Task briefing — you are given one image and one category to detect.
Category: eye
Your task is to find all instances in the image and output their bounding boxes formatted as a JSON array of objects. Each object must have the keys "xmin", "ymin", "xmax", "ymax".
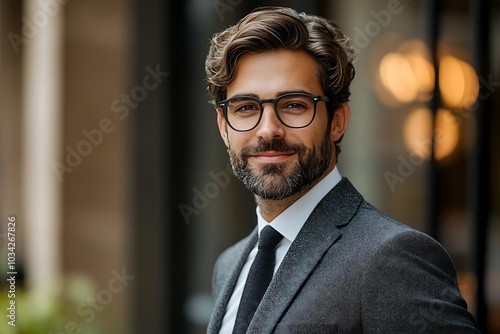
[
  {"xmin": 278, "ymin": 96, "xmax": 312, "ymax": 113},
  {"xmin": 235, "ymin": 104, "xmax": 259, "ymax": 113},
  {"xmin": 229, "ymin": 98, "xmax": 260, "ymax": 114},
  {"xmin": 283, "ymin": 102, "xmax": 307, "ymax": 110}
]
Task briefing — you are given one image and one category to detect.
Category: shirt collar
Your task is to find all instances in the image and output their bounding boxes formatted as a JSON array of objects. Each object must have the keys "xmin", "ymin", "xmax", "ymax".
[{"xmin": 257, "ymin": 166, "xmax": 342, "ymax": 243}]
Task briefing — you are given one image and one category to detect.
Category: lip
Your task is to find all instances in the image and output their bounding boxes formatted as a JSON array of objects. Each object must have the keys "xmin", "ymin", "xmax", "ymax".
[{"xmin": 249, "ymin": 151, "xmax": 295, "ymax": 163}]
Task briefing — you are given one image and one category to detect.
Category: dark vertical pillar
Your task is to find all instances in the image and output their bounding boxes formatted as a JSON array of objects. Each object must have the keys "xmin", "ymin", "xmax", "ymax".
[
  {"xmin": 470, "ymin": 0, "xmax": 491, "ymax": 331},
  {"xmin": 426, "ymin": 0, "xmax": 442, "ymax": 241},
  {"xmin": 132, "ymin": 0, "xmax": 170, "ymax": 333},
  {"xmin": 164, "ymin": 1, "xmax": 190, "ymax": 333}
]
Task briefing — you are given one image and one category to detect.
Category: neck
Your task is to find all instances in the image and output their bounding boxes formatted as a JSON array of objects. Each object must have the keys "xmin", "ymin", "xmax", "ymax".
[{"xmin": 256, "ymin": 192, "xmax": 304, "ymax": 222}]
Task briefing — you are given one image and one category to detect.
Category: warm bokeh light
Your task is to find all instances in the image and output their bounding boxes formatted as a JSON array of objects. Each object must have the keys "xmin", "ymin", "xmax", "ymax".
[
  {"xmin": 406, "ymin": 52, "xmax": 435, "ymax": 98},
  {"xmin": 380, "ymin": 52, "xmax": 419, "ymax": 103},
  {"xmin": 378, "ymin": 40, "xmax": 435, "ymax": 104},
  {"xmin": 399, "ymin": 39, "xmax": 435, "ymax": 100},
  {"xmin": 377, "ymin": 39, "xmax": 478, "ymax": 110},
  {"xmin": 439, "ymin": 55, "xmax": 479, "ymax": 109},
  {"xmin": 403, "ymin": 107, "xmax": 459, "ymax": 160}
]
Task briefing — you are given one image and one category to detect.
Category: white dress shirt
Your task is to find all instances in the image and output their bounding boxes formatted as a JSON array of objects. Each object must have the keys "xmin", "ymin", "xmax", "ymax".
[{"xmin": 218, "ymin": 167, "xmax": 342, "ymax": 334}]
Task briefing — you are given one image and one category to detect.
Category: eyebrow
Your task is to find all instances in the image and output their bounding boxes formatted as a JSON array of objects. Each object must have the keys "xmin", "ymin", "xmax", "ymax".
[{"xmin": 227, "ymin": 89, "xmax": 314, "ymax": 99}]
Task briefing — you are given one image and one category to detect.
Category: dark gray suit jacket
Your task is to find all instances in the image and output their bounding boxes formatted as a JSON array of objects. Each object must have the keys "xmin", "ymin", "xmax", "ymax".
[{"xmin": 207, "ymin": 178, "xmax": 479, "ymax": 333}]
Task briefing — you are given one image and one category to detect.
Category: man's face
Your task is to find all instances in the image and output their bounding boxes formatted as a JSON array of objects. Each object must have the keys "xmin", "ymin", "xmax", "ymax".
[{"xmin": 217, "ymin": 49, "xmax": 339, "ymax": 200}]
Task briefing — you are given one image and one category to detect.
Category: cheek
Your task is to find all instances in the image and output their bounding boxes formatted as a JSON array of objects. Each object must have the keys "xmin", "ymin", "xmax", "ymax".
[
  {"xmin": 293, "ymin": 123, "xmax": 328, "ymax": 147},
  {"xmin": 227, "ymin": 132, "xmax": 251, "ymax": 151}
]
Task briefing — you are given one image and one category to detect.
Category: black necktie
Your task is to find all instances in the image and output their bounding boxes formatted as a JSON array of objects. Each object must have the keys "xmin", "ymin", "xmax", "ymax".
[{"xmin": 233, "ymin": 225, "xmax": 283, "ymax": 334}]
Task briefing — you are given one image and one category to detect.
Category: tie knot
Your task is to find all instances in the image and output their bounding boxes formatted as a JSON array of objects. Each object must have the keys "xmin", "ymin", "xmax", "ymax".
[{"xmin": 258, "ymin": 226, "xmax": 283, "ymax": 250}]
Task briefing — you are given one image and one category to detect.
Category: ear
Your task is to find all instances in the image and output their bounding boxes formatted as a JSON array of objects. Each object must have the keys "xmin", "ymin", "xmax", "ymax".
[
  {"xmin": 330, "ymin": 102, "xmax": 350, "ymax": 142},
  {"xmin": 217, "ymin": 108, "xmax": 229, "ymax": 147}
]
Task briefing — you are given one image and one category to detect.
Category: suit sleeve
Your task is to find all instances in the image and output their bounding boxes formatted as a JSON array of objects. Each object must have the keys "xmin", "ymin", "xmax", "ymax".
[
  {"xmin": 360, "ymin": 229, "xmax": 480, "ymax": 333},
  {"xmin": 211, "ymin": 248, "xmax": 231, "ymax": 300},
  {"xmin": 212, "ymin": 255, "xmax": 222, "ymax": 299}
]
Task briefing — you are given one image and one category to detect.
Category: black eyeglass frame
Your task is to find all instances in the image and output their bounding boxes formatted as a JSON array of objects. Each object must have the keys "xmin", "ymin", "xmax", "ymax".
[{"xmin": 217, "ymin": 92, "xmax": 331, "ymax": 132}]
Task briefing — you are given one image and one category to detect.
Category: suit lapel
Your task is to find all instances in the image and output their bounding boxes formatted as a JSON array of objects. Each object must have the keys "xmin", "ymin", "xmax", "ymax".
[
  {"xmin": 248, "ymin": 178, "xmax": 364, "ymax": 333},
  {"xmin": 207, "ymin": 228, "xmax": 258, "ymax": 334}
]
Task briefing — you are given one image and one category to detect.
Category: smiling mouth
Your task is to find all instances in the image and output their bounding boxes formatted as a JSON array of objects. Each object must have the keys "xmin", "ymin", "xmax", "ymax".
[{"xmin": 249, "ymin": 151, "xmax": 295, "ymax": 163}]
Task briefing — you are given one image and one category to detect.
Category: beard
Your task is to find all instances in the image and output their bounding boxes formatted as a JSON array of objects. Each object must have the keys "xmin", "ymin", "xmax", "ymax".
[{"xmin": 228, "ymin": 127, "xmax": 332, "ymax": 200}]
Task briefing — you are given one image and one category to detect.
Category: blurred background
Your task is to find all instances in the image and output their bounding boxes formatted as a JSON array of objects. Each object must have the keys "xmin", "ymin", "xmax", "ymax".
[{"xmin": 0, "ymin": 0, "xmax": 498, "ymax": 333}]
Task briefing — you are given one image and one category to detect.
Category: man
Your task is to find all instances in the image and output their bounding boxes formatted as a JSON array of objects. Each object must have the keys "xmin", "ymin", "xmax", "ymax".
[{"xmin": 205, "ymin": 7, "xmax": 479, "ymax": 334}]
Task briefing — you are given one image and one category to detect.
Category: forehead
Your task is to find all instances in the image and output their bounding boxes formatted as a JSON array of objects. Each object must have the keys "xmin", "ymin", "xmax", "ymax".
[{"xmin": 227, "ymin": 49, "xmax": 323, "ymax": 98}]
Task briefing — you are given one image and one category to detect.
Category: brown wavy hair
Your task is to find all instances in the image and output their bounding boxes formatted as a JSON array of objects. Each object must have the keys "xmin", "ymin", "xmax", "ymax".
[{"xmin": 205, "ymin": 7, "xmax": 356, "ymax": 154}]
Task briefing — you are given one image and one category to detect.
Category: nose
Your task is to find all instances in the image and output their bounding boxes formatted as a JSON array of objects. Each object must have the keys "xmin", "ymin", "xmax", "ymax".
[{"xmin": 255, "ymin": 103, "xmax": 285, "ymax": 140}]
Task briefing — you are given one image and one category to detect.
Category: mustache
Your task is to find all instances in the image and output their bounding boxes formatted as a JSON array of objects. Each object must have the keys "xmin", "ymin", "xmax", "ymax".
[{"xmin": 240, "ymin": 139, "xmax": 305, "ymax": 157}]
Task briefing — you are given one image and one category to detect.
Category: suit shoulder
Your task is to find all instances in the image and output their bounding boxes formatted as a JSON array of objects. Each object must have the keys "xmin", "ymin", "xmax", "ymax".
[
  {"xmin": 348, "ymin": 201, "xmax": 458, "ymax": 279},
  {"xmin": 351, "ymin": 200, "xmax": 435, "ymax": 244},
  {"xmin": 341, "ymin": 200, "xmax": 457, "ymax": 271}
]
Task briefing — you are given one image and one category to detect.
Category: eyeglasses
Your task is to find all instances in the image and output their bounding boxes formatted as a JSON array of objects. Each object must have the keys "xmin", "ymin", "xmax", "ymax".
[{"xmin": 217, "ymin": 92, "xmax": 330, "ymax": 132}]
